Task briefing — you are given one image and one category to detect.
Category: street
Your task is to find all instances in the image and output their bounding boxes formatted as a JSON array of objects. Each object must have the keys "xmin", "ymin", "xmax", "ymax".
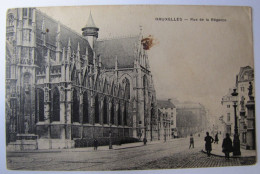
[{"xmin": 6, "ymin": 136, "xmax": 256, "ymax": 171}]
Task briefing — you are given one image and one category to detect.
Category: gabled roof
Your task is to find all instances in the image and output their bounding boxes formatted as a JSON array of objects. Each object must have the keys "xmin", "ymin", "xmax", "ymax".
[
  {"xmin": 95, "ymin": 36, "xmax": 139, "ymax": 69},
  {"xmin": 157, "ymin": 100, "xmax": 175, "ymax": 109}
]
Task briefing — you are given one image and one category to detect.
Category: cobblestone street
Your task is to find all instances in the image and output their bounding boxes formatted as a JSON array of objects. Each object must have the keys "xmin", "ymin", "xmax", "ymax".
[
  {"xmin": 6, "ymin": 136, "xmax": 256, "ymax": 171},
  {"xmin": 125, "ymin": 150, "xmax": 256, "ymax": 170}
]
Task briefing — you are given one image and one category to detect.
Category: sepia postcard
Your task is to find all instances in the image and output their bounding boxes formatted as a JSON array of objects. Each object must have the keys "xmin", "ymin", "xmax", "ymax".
[{"xmin": 5, "ymin": 5, "xmax": 256, "ymax": 171}]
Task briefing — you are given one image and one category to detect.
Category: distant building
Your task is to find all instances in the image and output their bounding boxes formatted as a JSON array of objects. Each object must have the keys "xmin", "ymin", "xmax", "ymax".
[
  {"xmin": 219, "ymin": 66, "xmax": 255, "ymax": 149},
  {"xmin": 220, "ymin": 88, "xmax": 235, "ymax": 139},
  {"xmin": 176, "ymin": 102, "xmax": 207, "ymax": 137},
  {"xmin": 157, "ymin": 99, "xmax": 177, "ymax": 139}
]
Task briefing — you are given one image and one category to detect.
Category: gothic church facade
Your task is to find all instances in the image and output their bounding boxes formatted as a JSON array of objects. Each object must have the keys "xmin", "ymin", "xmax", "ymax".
[{"xmin": 6, "ymin": 8, "xmax": 157, "ymax": 149}]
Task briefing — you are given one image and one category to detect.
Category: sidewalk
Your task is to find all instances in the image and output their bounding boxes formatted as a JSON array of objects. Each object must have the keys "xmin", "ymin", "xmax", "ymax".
[
  {"xmin": 202, "ymin": 141, "xmax": 256, "ymax": 158},
  {"xmin": 7, "ymin": 139, "xmax": 165, "ymax": 153}
]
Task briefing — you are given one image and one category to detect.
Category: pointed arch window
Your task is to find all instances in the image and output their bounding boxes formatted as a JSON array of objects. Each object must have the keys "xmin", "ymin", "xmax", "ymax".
[
  {"xmin": 52, "ymin": 87, "xmax": 60, "ymax": 121},
  {"xmin": 83, "ymin": 91, "xmax": 89, "ymax": 123},
  {"xmin": 95, "ymin": 94, "xmax": 100, "ymax": 123},
  {"xmin": 111, "ymin": 99, "xmax": 114, "ymax": 124},
  {"xmin": 118, "ymin": 103, "xmax": 121, "ymax": 126},
  {"xmin": 124, "ymin": 102, "xmax": 127, "ymax": 126},
  {"xmin": 38, "ymin": 89, "xmax": 44, "ymax": 122},
  {"xmin": 123, "ymin": 78, "xmax": 130, "ymax": 99},
  {"xmin": 103, "ymin": 97, "xmax": 108, "ymax": 124},
  {"xmin": 72, "ymin": 89, "xmax": 79, "ymax": 122}
]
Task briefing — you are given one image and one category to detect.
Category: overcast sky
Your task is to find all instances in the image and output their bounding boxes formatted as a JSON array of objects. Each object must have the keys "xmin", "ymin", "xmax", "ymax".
[{"xmin": 38, "ymin": 5, "xmax": 254, "ymax": 118}]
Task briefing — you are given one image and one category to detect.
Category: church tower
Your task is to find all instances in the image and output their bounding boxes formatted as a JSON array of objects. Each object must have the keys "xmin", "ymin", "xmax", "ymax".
[{"xmin": 81, "ymin": 12, "xmax": 99, "ymax": 49}]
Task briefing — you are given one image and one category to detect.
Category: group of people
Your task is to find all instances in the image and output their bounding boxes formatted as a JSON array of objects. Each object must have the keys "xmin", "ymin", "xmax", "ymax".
[
  {"xmin": 204, "ymin": 132, "xmax": 233, "ymax": 159},
  {"xmin": 189, "ymin": 132, "xmax": 233, "ymax": 159}
]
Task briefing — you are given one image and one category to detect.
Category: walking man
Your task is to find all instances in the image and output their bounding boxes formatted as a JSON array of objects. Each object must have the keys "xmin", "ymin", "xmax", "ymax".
[
  {"xmin": 214, "ymin": 132, "xmax": 219, "ymax": 144},
  {"xmin": 189, "ymin": 134, "xmax": 194, "ymax": 149},
  {"xmin": 204, "ymin": 132, "xmax": 214, "ymax": 156},
  {"xmin": 93, "ymin": 138, "xmax": 98, "ymax": 151},
  {"xmin": 222, "ymin": 133, "xmax": 233, "ymax": 160}
]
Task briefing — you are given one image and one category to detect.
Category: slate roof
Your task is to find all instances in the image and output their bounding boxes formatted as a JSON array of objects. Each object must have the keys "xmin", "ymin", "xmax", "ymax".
[
  {"xmin": 157, "ymin": 100, "xmax": 175, "ymax": 109},
  {"xmin": 95, "ymin": 36, "xmax": 139, "ymax": 69}
]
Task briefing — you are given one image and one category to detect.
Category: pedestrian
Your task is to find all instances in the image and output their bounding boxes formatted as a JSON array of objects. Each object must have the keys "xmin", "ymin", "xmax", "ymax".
[
  {"xmin": 143, "ymin": 137, "xmax": 147, "ymax": 145},
  {"xmin": 93, "ymin": 138, "xmax": 98, "ymax": 151},
  {"xmin": 222, "ymin": 133, "xmax": 233, "ymax": 160},
  {"xmin": 189, "ymin": 134, "xmax": 194, "ymax": 149},
  {"xmin": 204, "ymin": 132, "xmax": 214, "ymax": 157},
  {"xmin": 214, "ymin": 132, "xmax": 219, "ymax": 144}
]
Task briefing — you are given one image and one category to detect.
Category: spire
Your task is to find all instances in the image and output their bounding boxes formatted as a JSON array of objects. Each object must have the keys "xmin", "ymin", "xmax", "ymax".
[
  {"xmin": 77, "ymin": 42, "xmax": 80, "ymax": 52},
  {"xmin": 85, "ymin": 47, "xmax": 89, "ymax": 65},
  {"xmin": 84, "ymin": 11, "xmax": 97, "ymax": 28},
  {"xmin": 99, "ymin": 55, "xmax": 102, "ymax": 67},
  {"xmin": 62, "ymin": 47, "xmax": 66, "ymax": 62},
  {"xmin": 41, "ymin": 17, "xmax": 46, "ymax": 32},
  {"xmin": 82, "ymin": 11, "xmax": 99, "ymax": 49},
  {"xmin": 56, "ymin": 22, "xmax": 61, "ymax": 50},
  {"xmin": 93, "ymin": 51, "xmax": 96, "ymax": 67},
  {"xmin": 67, "ymin": 38, "xmax": 71, "ymax": 62},
  {"xmin": 76, "ymin": 42, "xmax": 81, "ymax": 69},
  {"xmin": 46, "ymin": 48, "xmax": 50, "ymax": 65},
  {"xmin": 41, "ymin": 17, "xmax": 46, "ymax": 46}
]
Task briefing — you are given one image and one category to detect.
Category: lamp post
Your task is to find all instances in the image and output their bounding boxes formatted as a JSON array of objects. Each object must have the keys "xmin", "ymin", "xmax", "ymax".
[{"xmin": 231, "ymin": 88, "xmax": 241, "ymax": 156}]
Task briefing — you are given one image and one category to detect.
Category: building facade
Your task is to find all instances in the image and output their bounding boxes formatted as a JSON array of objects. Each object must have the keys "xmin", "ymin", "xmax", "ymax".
[
  {"xmin": 235, "ymin": 66, "xmax": 255, "ymax": 149},
  {"xmin": 219, "ymin": 66, "xmax": 255, "ymax": 149},
  {"xmin": 157, "ymin": 99, "xmax": 177, "ymax": 139},
  {"xmin": 5, "ymin": 8, "xmax": 157, "ymax": 149},
  {"xmin": 220, "ymin": 88, "xmax": 235, "ymax": 139},
  {"xmin": 176, "ymin": 102, "xmax": 207, "ymax": 137}
]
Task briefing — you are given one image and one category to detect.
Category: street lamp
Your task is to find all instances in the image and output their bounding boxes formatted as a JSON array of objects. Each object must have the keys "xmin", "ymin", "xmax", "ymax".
[{"xmin": 231, "ymin": 88, "xmax": 241, "ymax": 156}]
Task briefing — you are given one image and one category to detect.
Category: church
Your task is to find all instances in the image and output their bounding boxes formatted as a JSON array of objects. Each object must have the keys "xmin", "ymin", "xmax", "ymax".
[{"xmin": 6, "ymin": 8, "xmax": 158, "ymax": 149}]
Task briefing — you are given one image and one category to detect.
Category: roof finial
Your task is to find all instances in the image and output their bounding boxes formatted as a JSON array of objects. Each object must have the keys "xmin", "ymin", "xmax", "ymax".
[
  {"xmin": 115, "ymin": 55, "xmax": 118, "ymax": 70},
  {"xmin": 42, "ymin": 17, "xmax": 45, "ymax": 32},
  {"xmin": 85, "ymin": 10, "xmax": 97, "ymax": 28}
]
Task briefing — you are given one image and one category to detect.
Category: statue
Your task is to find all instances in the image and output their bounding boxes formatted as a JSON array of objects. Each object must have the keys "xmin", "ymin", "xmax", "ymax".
[{"xmin": 248, "ymin": 82, "xmax": 253, "ymax": 96}]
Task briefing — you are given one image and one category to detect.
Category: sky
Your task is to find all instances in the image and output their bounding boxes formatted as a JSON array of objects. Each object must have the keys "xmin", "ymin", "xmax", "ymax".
[{"xmin": 38, "ymin": 5, "xmax": 254, "ymax": 119}]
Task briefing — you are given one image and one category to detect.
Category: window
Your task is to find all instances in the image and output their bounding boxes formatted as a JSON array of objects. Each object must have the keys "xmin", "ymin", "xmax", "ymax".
[
  {"xmin": 95, "ymin": 94, "xmax": 99, "ymax": 123},
  {"xmin": 23, "ymin": 8, "xmax": 28, "ymax": 17},
  {"xmin": 38, "ymin": 89, "xmax": 44, "ymax": 122},
  {"xmin": 241, "ymin": 87, "xmax": 244, "ymax": 92},
  {"xmin": 227, "ymin": 113, "xmax": 230, "ymax": 122},
  {"xmin": 118, "ymin": 103, "xmax": 121, "ymax": 125},
  {"xmin": 72, "ymin": 89, "xmax": 79, "ymax": 122},
  {"xmin": 171, "ymin": 113, "xmax": 173, "ymax": 117},
  {"xmin": 227, "ymin": 105, "xmax": 230, "ymax": 108},
  {"xmin": 52, "ymin": 87, "xmax": 60, "ymax": 121},
  {"xmin": 103, "ymin": 97, "xmax": 108, "ymax": 124},
  {"xmin": 83, "ymin": 92, "xmax": 89, "ymax": 123},
  {"xmin": 111, "ymin": 99, "xmax": 114, "ymax": 124},
  {"xmin": 123, "ymin": 78, "xmax": 130, "ymax": 99},
  {"xmin": 124, "ymin": 102, "xmax": 127, "ymax": 126}
]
